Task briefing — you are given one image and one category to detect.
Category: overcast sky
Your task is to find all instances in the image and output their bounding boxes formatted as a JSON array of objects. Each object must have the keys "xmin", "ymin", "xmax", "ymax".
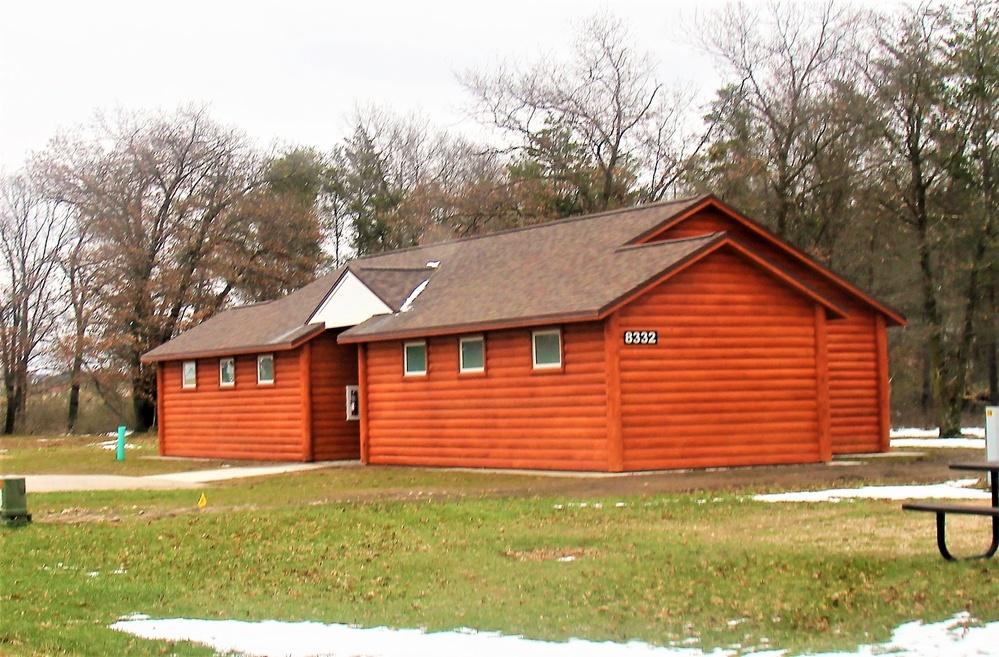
[{"xmin": 1, "ymin": 0, "xmax": 905, "ymax": 172}]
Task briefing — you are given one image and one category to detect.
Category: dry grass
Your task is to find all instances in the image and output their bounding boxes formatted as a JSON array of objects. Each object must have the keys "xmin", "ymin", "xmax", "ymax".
[{"xmin": 3, "ymin": 435, "xmax": 999, "ymax": 657}]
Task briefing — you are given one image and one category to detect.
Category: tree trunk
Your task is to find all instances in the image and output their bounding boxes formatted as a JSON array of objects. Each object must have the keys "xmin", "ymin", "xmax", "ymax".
[
  {"xmin": 66, "ymin": 350, "xmax": 83, "ymax": 433},
  {"xmin": 130, "ymin": 360, "xmax": 157, "ymax": 432},
  {"xmin": 988, "ymin": 274, "xmax": 998, "ymax": 405},
  {"xmin": 3, "ymin": 377, "xmax": 24, "ymax": 435},
  {"xmin": 921, "ymin": 343, "xmax": 931, "ymax": 412},
  {"xmin": 2, "ymin": 380, "xmax": 15, "ymax": 435},
  {"xmin": 67, "ymin": 384, "xmax": 81, "ymax": 434}
]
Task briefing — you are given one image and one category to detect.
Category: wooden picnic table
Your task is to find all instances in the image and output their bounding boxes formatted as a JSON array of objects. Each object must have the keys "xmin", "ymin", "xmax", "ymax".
[{"xmin": 903, "ymin": 461, "xmax": 999, "ymax": 561}]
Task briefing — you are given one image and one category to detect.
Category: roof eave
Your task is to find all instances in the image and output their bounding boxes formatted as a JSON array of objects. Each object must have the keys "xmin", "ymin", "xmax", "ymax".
[
  {"xmin": 140, "ymin": 324, "xmax": 327, "ymax": 363},
  {"xmin": 337, "ymin": 310, "xmax": 603, "ymax": 344}
]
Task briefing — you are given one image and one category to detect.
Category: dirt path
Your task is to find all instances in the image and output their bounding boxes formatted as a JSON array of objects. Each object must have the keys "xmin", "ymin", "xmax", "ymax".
[{"xmin": 9, "ymin": 447, "xmax": 986, "ymax": 499}]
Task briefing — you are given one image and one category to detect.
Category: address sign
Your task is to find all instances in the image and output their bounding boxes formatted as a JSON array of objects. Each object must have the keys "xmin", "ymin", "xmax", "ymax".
[{"xmin": 623, "ymin": 330, "xmax": 658, "ymax": 345}]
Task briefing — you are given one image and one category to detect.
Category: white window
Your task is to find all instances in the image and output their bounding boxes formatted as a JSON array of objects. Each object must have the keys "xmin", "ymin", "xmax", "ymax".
[
  {"xmin": 459, "ymin": 335, "xmax": 485, "ymax": 373},
  {"xmin": 219, "ymin": 357, "xmax": 235, "ymax": 387},
  {"xmin": 257, "ymin": 354, "xmax": 275, "ymax": 384},
  {"xmin": 532, "ymin": 329, "xmax": 562, "ymax": 369},
  {"xmin": 182, "ymin": 360, "xmax": 197, "ymax": 388},
  {"xmin": 345, "ymin": 385, "xmax": 360, "ymax": 421},
  {"xmin": 404, "ymin": 341, "xmax": 427, "ymax": 376}
]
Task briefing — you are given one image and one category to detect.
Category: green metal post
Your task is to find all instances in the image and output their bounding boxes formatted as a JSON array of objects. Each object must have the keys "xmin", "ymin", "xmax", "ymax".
[{"xmin": 117, "ymin": 425, "xmax": 126, "ymax": 461}]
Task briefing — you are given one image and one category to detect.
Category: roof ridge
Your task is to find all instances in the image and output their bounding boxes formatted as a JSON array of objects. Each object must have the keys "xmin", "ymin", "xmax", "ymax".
[
  {"xmin": 356, "ymin": 265, "xmax": 436, "ymax": 272},
  {"xmin": 615, "ymin": 230, "xmax": 725, "ymax": 253},
  {"xmin": 352, "ymin": 195, "xmax": 708, "ymax": 262}
]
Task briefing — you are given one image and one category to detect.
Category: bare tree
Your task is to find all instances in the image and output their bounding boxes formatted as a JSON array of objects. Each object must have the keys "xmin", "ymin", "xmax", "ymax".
[
  {"xmin": 864, "ymin": 1, "xmax": 999, "ymax": 435},
  {"xmin": 37, "ymin": 106, "xmax": 269, "ymax": 431},
  {"xmin": 330, "ymin": 107, "xmax": 507, "ymax": 253},
  {"xmin": 947, "ymin": 0, "xmax": 999, "ymax": 408},
  {"xmin": 461, "ymin": 14, "xmax": 696, "ymax": 215},
  {"xmin": 0, "ymin": 172, "xmax": 70, "ymax": 434},
  {"xmin": 695, "ymin": 0, "xmax": 863, "ymax": 253},
  {"xmin": 56, "ymin": 216, "xmax": 102, "ymax": 433}
]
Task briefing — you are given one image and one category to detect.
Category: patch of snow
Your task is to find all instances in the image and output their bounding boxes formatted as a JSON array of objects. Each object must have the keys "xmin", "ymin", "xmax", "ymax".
[
  {"xmin": 94, "ymin": 440, "xmax": 138, "ymax": 451},
  {"xmin": 889, "ymin": 427, "xmax": 986, "ymax": 449},
  {"xmin": 553, "ymin": 502, "xmax": 628, "ymax": 511},
  {"xmin": 110, "ymin": 612, "xmax": 999, "ymax": 657},
  {"xmin": 890, "ymin": 427, "xmax": 985, "ymax": 439},
  {"xmin": 112, "ymin": 618, "xmax": 736, "ymax": 657},
  {"xmin": 890, "ymin": 438, "xmax": 985, "ymax": 449},
  {"xmin": 399, "ymin": 280, "xmax": 430, "ymax": 313},
  {"xmin": 754, "ymin": 479, "xmax": 989, "ymax": 503}
]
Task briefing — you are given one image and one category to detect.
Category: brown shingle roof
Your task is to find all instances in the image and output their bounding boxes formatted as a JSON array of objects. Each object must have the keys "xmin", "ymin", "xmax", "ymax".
[
  {"xmin": 337, "ymin": 198, "xmax": 718, "ymax": 342},
  {"xmin": 141, "ymin": 269, "xmax": 343, "ymax": 362},
  {"xmin": 352, "ymin": 266, "xmax": 439, "ymax": 309},
  {"xmin": 143, "ymin": 194, "xmax": 901, "ymax": 360},
  {"xmin": 339, "ymin": 233, "xmax": 725, "ymax": 342}
]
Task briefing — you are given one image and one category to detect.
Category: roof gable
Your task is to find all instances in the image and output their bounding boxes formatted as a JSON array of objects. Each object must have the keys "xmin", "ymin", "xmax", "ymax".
[
  {"xmin": 308, "ymin": 270, "xmax": 393, "ymax": 329},
  {"xmin": 631, "ymin": 196, "xmax": 906, "ymax": 326},
  {"xmin": 604, "ymin": 237, "xmax": 849, "ymax": 320}
]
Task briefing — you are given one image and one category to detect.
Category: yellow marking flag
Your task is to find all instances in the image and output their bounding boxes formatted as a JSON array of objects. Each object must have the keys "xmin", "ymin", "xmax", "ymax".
[{"xmin": 198, "ymin": 492, "xmax": 208, "ymax": 508}]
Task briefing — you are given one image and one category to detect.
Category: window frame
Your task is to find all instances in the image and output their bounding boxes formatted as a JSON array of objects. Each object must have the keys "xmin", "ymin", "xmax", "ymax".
[
  {"xmin": 531, "ymin": 328, "xmax": 562, "ymax": 370},
  {"xmin": 403, "ymin": 341, "xmax": 428, "ymax": 377},
  {"xmin": 182, "ymin": 360, "xmax": 197, "ymax": 389},
  {"xmin": 219, "ymin": 357, "xmax": 235, "ymax": 387},
  {"xmin": 257, "ymin": 354, "xmax": 275, "ymax": 385},
  {"xmin": 459, "ymin": 335, "xmax": 486, "ymax": 374}
]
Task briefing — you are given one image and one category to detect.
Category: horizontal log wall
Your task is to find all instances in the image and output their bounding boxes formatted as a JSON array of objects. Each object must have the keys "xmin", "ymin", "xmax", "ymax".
[
  {"xmin": 617, "ymin": 249, "xmax": 823, "ymax": 470},
  {"xmin": 310, "ymin": 331, "xmax": 361, "ymax": 461},
  {"xmin": 364, "ymin": 324, "xmax": 609, "ymax": 471},
  {"xmin": 650, "ymin": 207, "xmax": 889, "ymax": 454},
  {"xmin": 159, "ymin": 350, "xmax": 306, "ymax": 461},
  {"xmin": 827, "ymin": 304, "xmax": 882, "ymax": 453}
]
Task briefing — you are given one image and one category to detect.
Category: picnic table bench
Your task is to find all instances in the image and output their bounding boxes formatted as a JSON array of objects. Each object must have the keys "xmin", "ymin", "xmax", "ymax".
[{"xmin": 902, "ymin": 461, "xmax": 999, "ymax": 561}]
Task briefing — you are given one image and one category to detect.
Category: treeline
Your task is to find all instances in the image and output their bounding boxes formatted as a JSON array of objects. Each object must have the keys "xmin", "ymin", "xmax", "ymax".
[{"xmin": 1, "ymin": 1, "xmax": 997, "ymax": 437}]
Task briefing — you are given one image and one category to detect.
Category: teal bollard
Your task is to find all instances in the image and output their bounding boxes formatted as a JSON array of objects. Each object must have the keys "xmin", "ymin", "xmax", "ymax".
[{"xmin": 116, "ymin": 426, "xmax": 126, "ymax": 461}]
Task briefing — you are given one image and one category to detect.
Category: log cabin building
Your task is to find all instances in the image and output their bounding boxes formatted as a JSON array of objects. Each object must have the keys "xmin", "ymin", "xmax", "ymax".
[{"xmin": 142, "ymin": 195, "xmax": 905, "ymax": 472}]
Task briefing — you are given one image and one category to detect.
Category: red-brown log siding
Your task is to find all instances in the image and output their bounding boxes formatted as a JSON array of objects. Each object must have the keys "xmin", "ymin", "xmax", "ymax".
[
  {"xmin": 827, "ymin": 305, "xmax": 882, "ymax": 454},
  {"xmin": 615, "ymin": 249, "xmax": 824, "ymax": 470},
  {"xmin": 159, "ymin": 350, "xmax": 307, "ymax": 460},
  {"xmin": 309, "ymin": 331, "xmax": 361, "ymax": 460},
  {"xmin": 648, "ymin": 207, "xmax": 890, "ymax": 454},
  {"xmin": 363, "ymin": 323, "xmax": 609, "ymax": 470},
  {"xmin": 158, "ymin": 331, "xmax": 361, "ymax": 462}
]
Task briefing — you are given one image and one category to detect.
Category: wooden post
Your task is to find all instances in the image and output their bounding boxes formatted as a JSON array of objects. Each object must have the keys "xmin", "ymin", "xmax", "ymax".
[
  {"xmin": 358, "ymin": 343, "xmax": 370, "ymax": 464},
  {"xmin": 815, "ymin": 306, "xmax": 832, "ymax": 462},
  {"xmin": 156, "ymin": 362, "xmax": 166, "ymax": 456},
  {"xmin": 875, "ymin": 314, "xmax": 891, "ymax": 453},
  {"xmin": 604, "ymin": 313, "xmax": 624, "ymax": 472},
  {"xmin": 301, "ymin": 342, "xmax": 314, "ymax": 462}
]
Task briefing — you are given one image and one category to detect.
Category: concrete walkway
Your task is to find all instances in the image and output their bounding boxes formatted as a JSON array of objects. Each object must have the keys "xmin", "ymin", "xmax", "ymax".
[{"xmin": 12, "ymin": 462, "xmax": 345, "ymax": 493}]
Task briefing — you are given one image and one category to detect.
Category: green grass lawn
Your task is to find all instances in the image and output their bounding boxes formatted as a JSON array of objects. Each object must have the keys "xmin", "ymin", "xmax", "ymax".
[{"xmin": 2, "ymin": 436, "xmax": 998, "ymax": 656}]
